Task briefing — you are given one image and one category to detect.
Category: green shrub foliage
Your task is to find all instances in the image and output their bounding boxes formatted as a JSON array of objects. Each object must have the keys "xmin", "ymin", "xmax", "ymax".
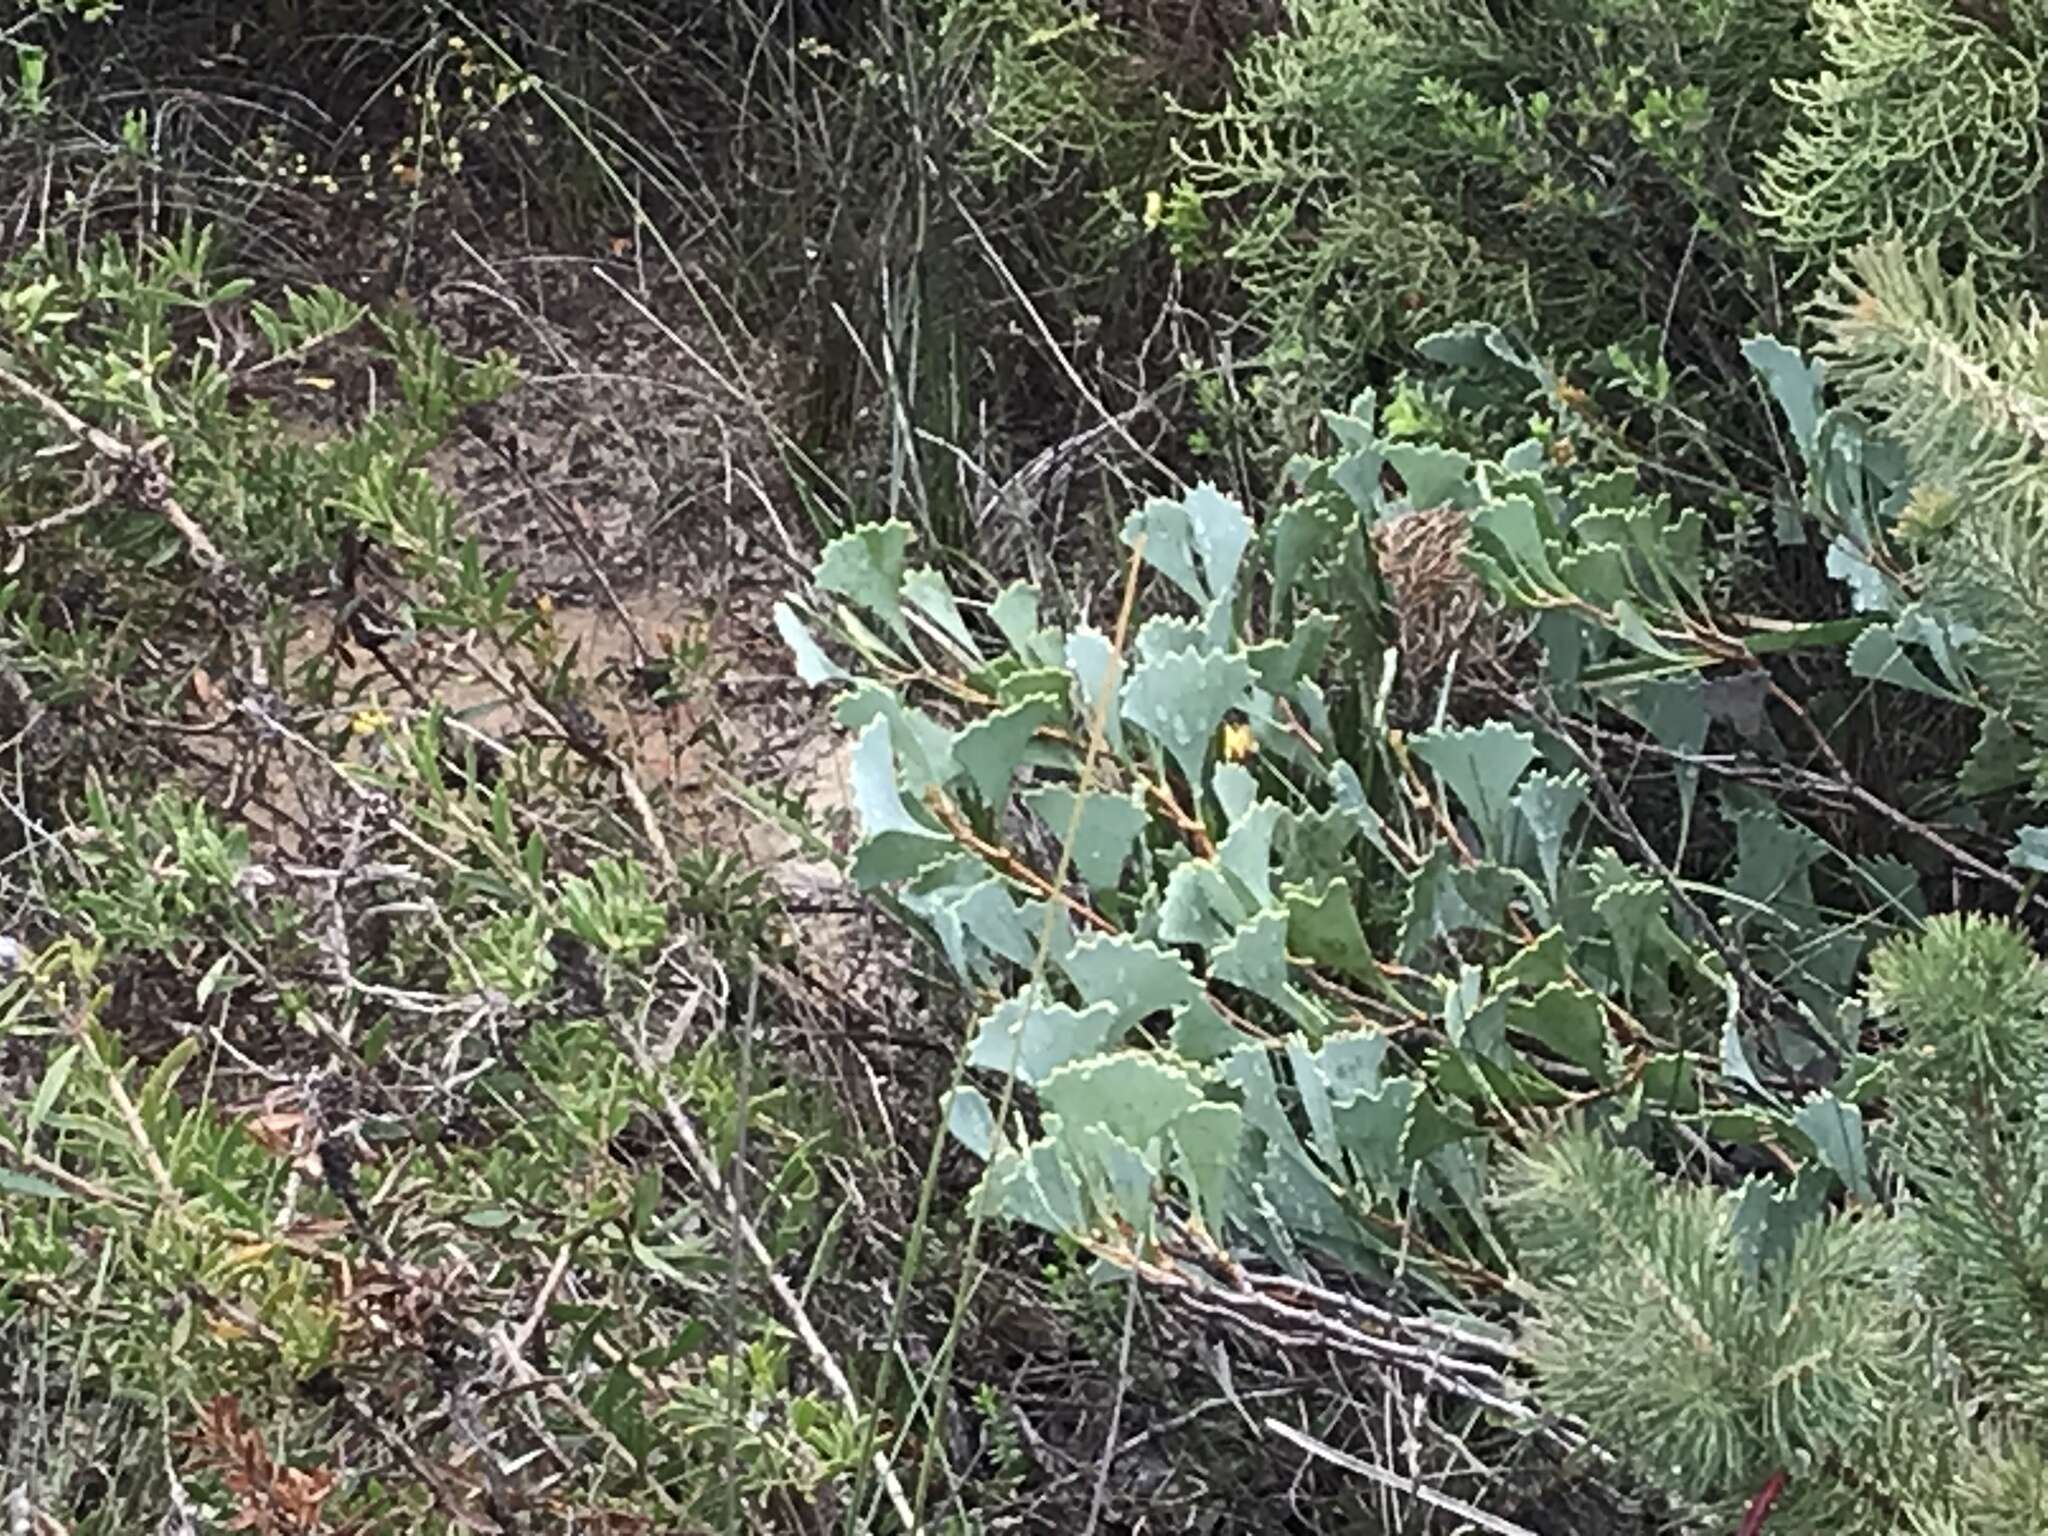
[{"xmin": 782, "ymin": 234, "xmax": 2048, "ymax": 1523}]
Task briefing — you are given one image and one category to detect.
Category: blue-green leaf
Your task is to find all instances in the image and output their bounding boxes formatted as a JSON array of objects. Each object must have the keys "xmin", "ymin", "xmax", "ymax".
[
  {"xmin": 815, "ymin": 521, "xmax": 912, "ymax": 635},
  {"xmin": 944, "ymin": 1085, "xmax": 1000, "ymax": 1161},
  {"xmin": 1172, "ymin": 1101, "xmax": 1245, "ymax": 1235},
  {"xmin": 1741, "ymin": 335, "xmax": 1824, "ymax": 459},
  {"xmin": 1025, "ymin": 786, "xmax": 1148, "ymax": 892},
  {"xmin": 1507, "ymin": 983, "xmax": 1611, "ymax": 1081},
  {"xmin": 1042, "ymin": 1051, "xmax": 1209, "ymax": 1150},
  {"xmin": 953, "ymin": 697, "xmax": 1058, "ymax": 809},
  {"xmin": 1066, "ymin": 626, "xmax": 1125, "ymax": 753},
  {"xmin": 990, "ymin": 582, "xmax": 1043, "ymax": 655},
  {"xmin": 968, "ymin": 993, "xmax": 1123, "ymax": 1085},
  {"xmin": 902, "ymin": 567, "xmax": 982, "ymax": 660},
  {"xmin": 1063, "ymin": 933, "xmax": 1204, "ymax": 1025},
  {"xmin": 1284, "ymin": 878, "xmax": 1377, "ymax": 982},
  {"xmin": 837, "ymin": 683, "xmax": 956, "ymax": 794},
  {"xmin": 977, "ymin": 1140, "xmax": 1085, "ymax": 1234},
  {"xmin": 1848, "ymin": 625, "xmax": 1957, "ymax": 700},
  {"xmin": 774, "ymin": 602, "xmax": 848, "ymax": 685},
  {"xmin": 1514, "ymin": 771, "xmax": 1586, "ymax": 897},
  {"xmin": 2011, "ymin": 827, "xmax": 2048, "ymax": 875},
  {"xmin": 1122, "ymin": 648, "xmax": 1253, "ymax": 790},
  {"xmin": 1383, "ymin": 444, "xmax": 1473, "ymax": 509},
  {"xmin": 1122, "ymin": 497, "xmax": 1207, "ymax": 604},
  {"xmin": 1792, "ymin": 1092, "xmax": 1872, "ymax": 1200},
  {"xmin": 1210, "ymin": 907, "xmax": 1292, "ymax": 1004},
  {"xmin": 846, "ymin": 718, "xmax": 951, "ymax": 886},
  {"xmin": 1410, "ymin": 721, "xmax": 1537, "ymax": 857}
]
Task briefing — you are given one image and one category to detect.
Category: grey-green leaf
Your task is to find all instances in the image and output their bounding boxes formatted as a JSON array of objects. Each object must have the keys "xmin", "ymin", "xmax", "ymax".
[
  {"xmin": 1123, "ymin": 648, "xmax": 1254, "ymax": 790},
  {"xmin": 774, "ymin": 602, "xmax": 848, "ymax": 685},
  {"xmin": 954, "ymin": 697, "xmax": 1058, "ymax": 809},
  {"xmin": 1041, "ymin": 1051, "xmax": 1209, "ymax": 1150},
  {"xmin": 1025, "ymin": 785, "xmax": 1148, "ymax": 892},
  {"xmin": 1792, "ymin": 1092, "xmax": 1872, "ymax": 1200},
  {"xmin": 968, "ymin": 993, "xmax": 1124, "ymax": 1085},
  {"xmin": 1514, "ymin": 770, "xmax": 1587, "ymax": 896},
  {"xmin": 815, "ymin": 521, "xmax": 913, "ymax": 635},
  {"xmin": 1410, "ymin": 721, "xmax": 1537, "ymax": 857}
]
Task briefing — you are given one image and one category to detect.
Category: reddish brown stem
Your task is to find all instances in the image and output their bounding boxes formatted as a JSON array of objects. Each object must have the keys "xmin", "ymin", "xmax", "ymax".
[{"xmin": 1738, "ymin": 1468, "xmax": 1787, "ymax": 1536}]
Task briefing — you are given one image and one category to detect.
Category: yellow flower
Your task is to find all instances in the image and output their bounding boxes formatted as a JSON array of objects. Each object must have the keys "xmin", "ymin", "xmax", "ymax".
[
  {"xmin": 349, "ymin": 707, "xmax": 392, "ymax": 737},
  {"xmin": 1221, "ymin": 721, "xmax": 1257, "ymax": 763}
]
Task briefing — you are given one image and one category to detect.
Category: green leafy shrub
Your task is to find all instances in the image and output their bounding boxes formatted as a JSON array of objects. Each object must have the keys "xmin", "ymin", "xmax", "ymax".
[
  {"xmin": 1505, "ymin": 916, "xmax": 2048, "ymax": 1534},
  {"xmin": 1175, "ymin": 0, "xmax": 1817, "ymax": 447},
  {"xmin": 1756, "ymin": 0, "xmax": 2048, "ymax": 265},
  {"xmin": 779, "ymin": 229, "xmax": 2048, "ymax": 1522},
  {"xmin": 0, "ymin": 227, "xmax": 868, "ymax": 1534}
]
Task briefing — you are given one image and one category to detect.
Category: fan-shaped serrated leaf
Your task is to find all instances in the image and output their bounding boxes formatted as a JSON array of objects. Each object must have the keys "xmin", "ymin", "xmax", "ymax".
[
  {"xmin": 990, "ymin": 582, "xmax": 1041, "ymax": 654},
  {"xmin": 1212, "ymin": 762, "xmax": 1257, "ymax": 824},
  {"xmin": 1333, "ymin": 1079, "xmax": 1416, "ymax": 1193},
  {"xmin": 1445, "ymin": 967, "xmax": 1510, "ymax": 1065},
  {"xmin": 1217, "ymin": 799, "xmax": 1283, "ymax": 909},
  {"xmin": 1159, "ymin": 857, "xmax": 1244, "ymax": 946},
  {"xmin": 1133, "ymin": 614, "xmax": 1206, "ymax": 664},
  {"xmin": 1730, "ymin": 1167, "xmax": 1832, "ymax": 1280},
  {"xmin": 977, "ymin": 1141, "xmax": 1085, "ymax": 1234},
  {"xmin": 1066, "ymin": 626, "xmax": 1125, "ymax": 753},
  {"xmin": 1124, "ymin": 650, "xmax": 1253, "ymax": 789},
  {"xmin": 944, "ymin": 1085, "xmax": 1000, "ymax": 1161},
  {"xmin": 1247, "ymin": 612, "xmax": 1334, "ymax": 694},
  {"xmin": 1399, "ymin": 1086, "xmax": 1481, "ymax": 1166},
  {"xmin": 996, "ymin": 668, "xmax": 1071, "ymax": 710},
  {"xmin": 1744, "ymin": 344, "xmax": 1826, "ymax": 468},
  {"xmin": 816, "ymin": 521, "xmax": 912, "ymax": 635},
  {"xmin": 1041, "ymin": 1051, "xmax": 1208, "ymax": 1149},
  {"xmin": 1848, "ymin": 624, "xmax": 1955, "ymax": 699},
  {"xmin": 1384, "ymin": 443, "xmax": 1474, "ymax": 509},
  {"xmin": 1410, "ymin": 721, "xmax": 1537, "ymax": 857},
  {"xmin": 1210, "ymin": 907, "xmax": 1291, "ymax": 1004},
  {"xmin": 2013, "ymin": 827, "xmax": 2048, "ymax": 874},
  {"xmin": 1269, "ymin": 498, "xmax": 1342, "ymax": 617},
  {"xmin": 1589, "ymin": 855, "xmax": 1671, "ymax": 1005},
  {"xmin": 1169, "ymin": 999, "xmax": 1241, "ymax": 1061},
  {"xmin": 954, "ymin": 697, "xmax": 1058, "ymax": 809},
  {"xmin": 1288, "ymin": 1036, "xmax": 1341, "ymax": 1169},
  {"xmin": 1514, "ymin": 771, "xmax": 1587, "ymax": 896},
  {"xmin": 1610, "ymin": 599, "xmax": 1692, "ymax": 662},
  {"xmin": 1063, "ymin": 933, "xmax": 1200, "ymax": 1023},
  {"xmin": 1315, "ymin": 1031, "xmax": 1389, "ymax": 1104},
  {"xmin": 1284, "ymin": 878, "xmax": 1377, "ymax": 982},
  {"xmin": 954, "ymin": 879, "xmax": 1036, "ymax": 968},
  {"xmin": 1122, "ymin": 496, "xmax": 1207, "ymax": 603},
  {"xmin": 1014, "ymin": 898, "xmax": 1081, "ymax": 969},
  {"xmin": 968, "ymin": 994, "xmax": 1123, "ymax": 1085},
  {"xmin": 1330, "ymin": 450, "xmax": 1384, "ymax": 519},
  {"xmin": 846, "ymin": 718, "xmax": 951, "ymax": 886},
  {"xmin": 837, "ymin": 682, "xmax": 956, "ymax": 793},
  {"xmin": 1065, "ymin": 1123, "xmax": 1160, "ymax": 1229},
  {"xmin": 1024, "ymin": 786, "xmax": 1146, "ymax": 892},
  {"xmin": 1792, "ymin": 1092, "xmax": 1872, "ymax": 1200},
  {"xmin": 1508, "ymin": 983, "xmax": 1612, "ymax": 1081},
  {"xmin": 1183, "ymin": 482, "xmax": 1253, "ymax": 599},
  {"xmin": 1399, "ymin": 847, "xmax": 1517, "ymax": 961},
  {"xmin": 1470, "ymin": 494, "xmax": 1563, "ymax": 593},
  {"xmin": 1257, "ymin": 1137, "xmax": 1349, "ymax": 1240}
]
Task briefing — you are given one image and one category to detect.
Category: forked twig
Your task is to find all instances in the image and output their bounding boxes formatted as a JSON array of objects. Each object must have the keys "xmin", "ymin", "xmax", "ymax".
[
  {"xmin": 617, "ymin": 1026, "xmax": 924, "ymax": 1534},
  {"xmin": 0, "ymin": 360, "xmax": 225, "ymax": 571}
]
